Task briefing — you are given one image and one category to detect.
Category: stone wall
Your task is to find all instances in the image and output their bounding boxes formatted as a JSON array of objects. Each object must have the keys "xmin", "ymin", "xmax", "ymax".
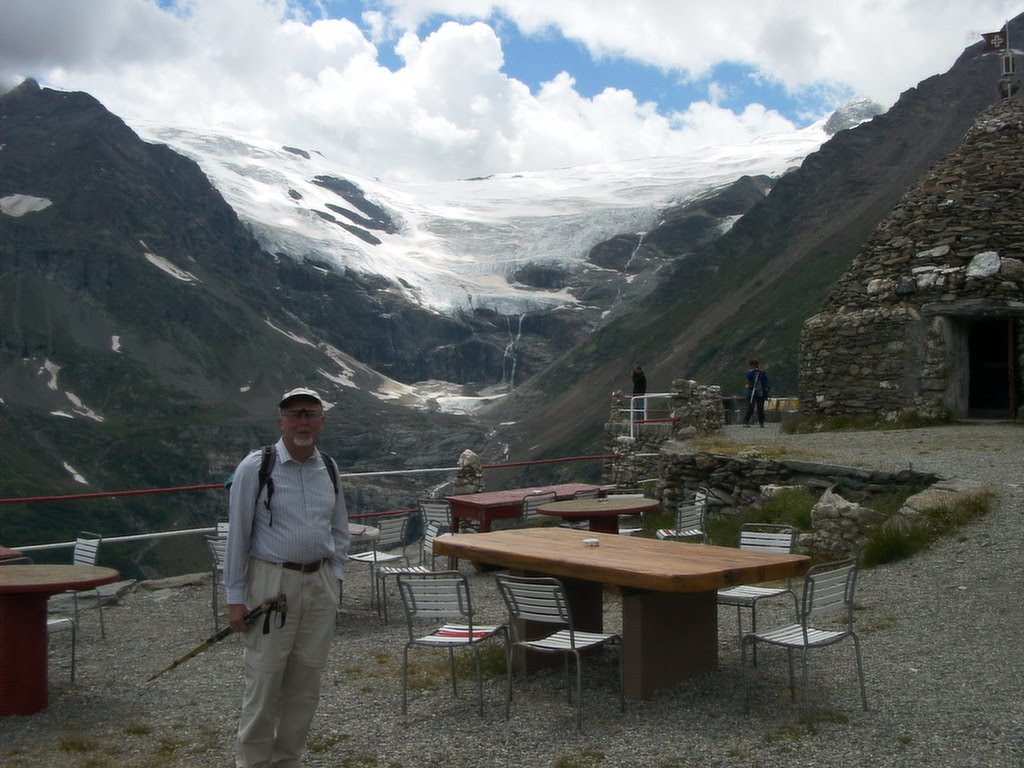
[
  {"xmin": 800, "ymin": 97, "xmax": 1024, "ymax": 418},
  {"xmin": 601, "ymin": 379, "xmax": 940, "ymax": 558},
  {"xmin": 603, "ymin": 378, "xmax": 723, "ymax": 486}
]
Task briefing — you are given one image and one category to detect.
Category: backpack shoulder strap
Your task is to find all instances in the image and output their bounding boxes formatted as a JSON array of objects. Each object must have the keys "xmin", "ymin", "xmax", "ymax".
[
  {"xmin": 319, "ymin": 449, "xmax": 339, "ymax": 495},
  {"xmin": 256, "ymin": 445, "xmax": 277, "ymax": 523}
]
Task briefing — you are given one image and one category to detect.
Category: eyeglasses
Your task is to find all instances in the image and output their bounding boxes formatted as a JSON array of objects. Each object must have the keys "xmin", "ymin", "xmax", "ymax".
[{"xmin": 282, "ymin": 409, "xmax": 322, "ymax": 422}]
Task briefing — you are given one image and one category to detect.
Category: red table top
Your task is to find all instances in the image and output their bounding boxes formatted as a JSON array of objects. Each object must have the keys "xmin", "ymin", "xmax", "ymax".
[
  {"xmin": 0, "ymin": 564, "xmax": 120, "ymax": 595},
  {"xmin": 537, "ymin": 496, "xmax": 660, "ymax": 520}
]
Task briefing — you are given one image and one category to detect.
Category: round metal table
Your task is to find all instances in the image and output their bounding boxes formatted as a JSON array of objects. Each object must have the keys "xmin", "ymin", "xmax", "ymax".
[
  {"xmin": 0, "ymin": 564, "xmax": 119, "ymax": 715},
  {"xmin": 538, "ymin": 496, "xmax": 660, "ymax": 534}
]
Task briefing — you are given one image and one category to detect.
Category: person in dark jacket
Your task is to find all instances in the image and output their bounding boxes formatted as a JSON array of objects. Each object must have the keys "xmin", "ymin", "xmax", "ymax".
[
  {"xmin": 631, "ymin": 366, "xmax": 647, "ymax": 421},
  {"xmin": 743, "ymin": 359, "xmax": 770, "ymax": 427}
]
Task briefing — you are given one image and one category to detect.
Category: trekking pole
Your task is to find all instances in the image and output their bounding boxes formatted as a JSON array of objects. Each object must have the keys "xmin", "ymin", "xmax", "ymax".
[{"xmin": 146, "ymin": 593, "xmax": 287, "ymax": 682}]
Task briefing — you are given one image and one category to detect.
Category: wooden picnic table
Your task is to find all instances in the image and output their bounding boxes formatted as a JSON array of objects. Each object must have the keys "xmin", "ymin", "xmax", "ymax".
[{"xmin": 433, "ymin": 527, "xmax": 809, "ymax": 700}]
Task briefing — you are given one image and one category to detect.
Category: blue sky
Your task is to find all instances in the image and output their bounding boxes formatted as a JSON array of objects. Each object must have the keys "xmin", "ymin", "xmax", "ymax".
[{"xmin": 2, "ymin": 0, "xmax": 1021, "ymax": 180}]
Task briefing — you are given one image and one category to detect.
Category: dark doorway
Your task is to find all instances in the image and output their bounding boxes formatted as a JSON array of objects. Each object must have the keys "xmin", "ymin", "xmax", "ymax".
[{"xmin": 968, "ymin": 318, "xmax": 1013, "ymax": 418}]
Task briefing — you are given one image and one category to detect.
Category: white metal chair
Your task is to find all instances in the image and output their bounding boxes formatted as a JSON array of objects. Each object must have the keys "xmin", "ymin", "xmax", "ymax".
[
  {"xmin": 71, "ymin": 531, "xmax": 106, "ymax": 638},
  {"xmin": 572, "ymin": 488, "xmax": 600, "ymax": 500},
  {"xmin": 206, "ymin": 534, "xmax": 228, "ymax": 630},
  {"xmin": 519, "ymin": 490, "xmax": 557, "ymax": 526},
  {"xmin": 348, "ymin": 512, "xmax": 412, "ymax": 608},
  {"xmin": 717, "ymin": 524, "xmax": 799, "ymax": 664},
  {"xmin": 609, "ymin": 492, "xmax": 648, "ymax": 536},
  {"xmin": 418, "ymin": 499, "xmax": 452, "ymax": 534},
  {"xmin": 396, "ymin": 571, "xmax": 506, "ymax": 715},
  {"xmin": 741, "ymin": 557, "xmax": 867, "ymax": 727},
  {"xmin": 47, "ymin": 617, "xmax": 77, "ymax": 682},
  {"xmin": 376, "ymin": 521, "xmax": 451, "ymax": 624},
  {"xmin": 494, "ymin": 573, "xmax": 624, "ymax": 731},
  {"xmin": 655, "ymin": 490, "xmax": 708, "ymax": 542}
]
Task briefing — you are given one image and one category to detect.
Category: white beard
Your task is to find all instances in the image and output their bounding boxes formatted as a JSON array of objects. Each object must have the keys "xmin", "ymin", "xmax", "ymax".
[{"xmin": 293, "ymin": 435, "xmax": 314, "ymax": 447}]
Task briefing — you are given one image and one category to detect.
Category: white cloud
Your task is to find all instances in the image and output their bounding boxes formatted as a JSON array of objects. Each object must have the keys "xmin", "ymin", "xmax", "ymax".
[{"xmin": 1, "ymin": 0, "xmax": 1020, "ymax": 181}]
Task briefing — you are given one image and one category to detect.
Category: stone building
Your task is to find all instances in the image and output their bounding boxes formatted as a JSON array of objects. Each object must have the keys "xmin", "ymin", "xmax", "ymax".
[{"xmin": 799, "ymin": 97, "xmax": 1024, "ymax": 419}]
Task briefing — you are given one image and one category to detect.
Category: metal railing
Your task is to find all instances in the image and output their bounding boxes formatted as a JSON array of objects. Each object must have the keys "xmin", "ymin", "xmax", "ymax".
[{"xmin": 3, "ymin": 455, "xmax": 612, "ymax": 556}]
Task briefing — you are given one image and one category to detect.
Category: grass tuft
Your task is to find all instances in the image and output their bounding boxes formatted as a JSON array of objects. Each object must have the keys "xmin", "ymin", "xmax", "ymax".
[{"xmin": 861, "ymin": 489, "xmax": 995, "ymax": 566}]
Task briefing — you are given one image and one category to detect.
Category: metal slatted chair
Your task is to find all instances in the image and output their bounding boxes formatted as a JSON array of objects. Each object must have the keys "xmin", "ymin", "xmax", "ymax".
[
  {"xmin": 519, "ymin": 490, "xmax": 556, "ymax": 526},
  {"xmin": 376, "ymin": 521, "xmax": 452, "ymax": 624},
  {"xmin": 47, "ymin": 617, "xmax": 77, "ymax": 682},
  {"xmin": 348, "ymin": 513, "xmax": 412, "ymax": 608},
  {"xmin": 494, "ymin": 574, "xmax": 624, "ymax": 731},
  {"xmin": 71, "ymin": 531, "xmax": 106, "ymax": 638},
  {"xmin": 396, "ymin": 571, "xmax": 506, "ymax": 715},
  {"xmin": 655, "ymin": 490, "xmax": 708, "ymax": 542},
  {"xmin": 206, "ymin": 534, "xmax": 228, "ymax": 630},
  {"xmin": 418, "ymin": 499, "xmax": 453, "ymax": 534},
  {"xmin": 610, "ymin": 492, "xmax": 649, "ymax": 536},
  {"xmin": 741, "ymin": 557, "xmax": 867, "ymax": 727},
  {"xmin": 717, "ymin": 524, "xmax": 799, "ymax": 664}
]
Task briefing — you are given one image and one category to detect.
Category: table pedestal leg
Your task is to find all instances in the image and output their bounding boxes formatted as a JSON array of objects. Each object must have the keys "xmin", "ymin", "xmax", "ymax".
[
  {"xmin": 588, "ymin": 517, "xmax": 619, "ymax": 535},
  {"xmin": 621, "ymin": 589, "xmax": 717, "ymax": 700},
  {"xmin": 0, "ymin": 593, "xmax": 49, "ymax": 715}
]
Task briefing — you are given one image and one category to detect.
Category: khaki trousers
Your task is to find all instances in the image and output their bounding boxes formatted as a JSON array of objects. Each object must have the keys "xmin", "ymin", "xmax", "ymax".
[{"xmin": 235, "ymin": 558, "xmax": 339, "ymax": 768}]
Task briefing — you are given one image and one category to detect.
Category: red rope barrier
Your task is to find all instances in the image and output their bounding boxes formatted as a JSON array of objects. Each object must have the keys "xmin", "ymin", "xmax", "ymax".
[
  {"xmin": 0, "ymin": 483, "xmax": 224, "ymax": 505},
  {"xmin": 0, "ymin": 454, "xmax": 616, "ymax": 505}
]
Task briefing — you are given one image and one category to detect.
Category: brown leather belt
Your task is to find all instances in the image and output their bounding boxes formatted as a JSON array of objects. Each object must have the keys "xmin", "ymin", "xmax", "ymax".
[{"xmin": 281, "ymin": 559, "xmax": 325, "ymax": 573}]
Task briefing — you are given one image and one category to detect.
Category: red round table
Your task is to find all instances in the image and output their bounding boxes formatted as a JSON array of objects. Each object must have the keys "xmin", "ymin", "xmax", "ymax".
[
  {"xmin": 0, "ymin": 564, "xmax": 119, "ymax": 715},
  {"xmin": 538, "ymin": 497, "xmax": 660, "ymax": 534}
]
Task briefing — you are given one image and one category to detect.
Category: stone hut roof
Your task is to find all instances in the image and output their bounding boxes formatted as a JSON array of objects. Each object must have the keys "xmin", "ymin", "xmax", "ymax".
[{"xmin": 819, "ymin": 96, "xmax": 1024, "ymax": 316}]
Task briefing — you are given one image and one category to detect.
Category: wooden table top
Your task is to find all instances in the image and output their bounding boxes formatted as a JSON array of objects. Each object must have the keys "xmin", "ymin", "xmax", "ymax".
[
  {"xmin": 446, "ymin": 483, "xmax": 606, "ymax": 509},
  {"xmin": 433, "ymin": 527, "xmax": 809, "ymax": 593},
  {"xmin": 0, "ymin": 564, "xmax": 120, "ymax": 595},
  {"xmin": 538, "ymin": 497, "xmax": 660, "ymax": 519}
]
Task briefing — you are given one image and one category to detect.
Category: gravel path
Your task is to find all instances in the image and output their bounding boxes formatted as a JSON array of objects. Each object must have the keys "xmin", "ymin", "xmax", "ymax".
[{"xmin": 5, "ymin": 423, "xmax": 1023, "ymax": 767}]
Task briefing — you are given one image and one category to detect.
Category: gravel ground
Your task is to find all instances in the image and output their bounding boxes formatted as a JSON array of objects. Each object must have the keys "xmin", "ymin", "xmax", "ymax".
[{"xmin": 5, "ymin": 422, "xmax": 1024, "ymax": 767}]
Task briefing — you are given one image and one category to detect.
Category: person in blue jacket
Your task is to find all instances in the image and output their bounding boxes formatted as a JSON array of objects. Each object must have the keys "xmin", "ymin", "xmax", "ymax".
[{"xmin": 743, "ymin": 359, "xmax": 770, "ymax": 427}]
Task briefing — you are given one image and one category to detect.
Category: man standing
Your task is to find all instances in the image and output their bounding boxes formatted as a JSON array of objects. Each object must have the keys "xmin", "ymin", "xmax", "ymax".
[
  {"xmin": 224, "ymin": 387, "xmax": 349, "ymax": 768},
  {"xmin": 743, "ymin": 359, "xmax": 770, "ymax": 428}
]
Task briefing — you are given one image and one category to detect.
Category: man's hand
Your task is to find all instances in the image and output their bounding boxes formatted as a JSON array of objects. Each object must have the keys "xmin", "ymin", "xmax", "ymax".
[{"xmin": 228, "ymin": 603, "xmax": 250, "ymax": 633}]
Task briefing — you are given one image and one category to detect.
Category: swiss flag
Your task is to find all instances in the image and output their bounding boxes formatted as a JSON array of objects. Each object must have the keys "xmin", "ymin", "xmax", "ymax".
[{"xmin": 982, "ymin": 28, "xmax": 1008, "ymax": 52}]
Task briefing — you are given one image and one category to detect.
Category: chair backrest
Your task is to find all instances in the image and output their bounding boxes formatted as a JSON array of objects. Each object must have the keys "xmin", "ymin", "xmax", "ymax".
[
  {"xmin": 73, "ymin": 531, "xmax": 102, "ymax": 567},
  {"xmin": 673, "ymin": 500, "xmax": 705, "ymax": 534},
  {"xmin": 397, "ymin": 571, "xmax": 473, "ymax": 636},
  {"xmin": 207, "ymin": 535, "xmax": 227, "ymax": 571},
  {"xmin": 802, "ymin": 558, "xmax": 859, "ymax": 627},
  {"xmin": 375, "ymin": 512, "xmax": 411, "ymax": 549},
  {"xmin": 418, "ymin": 499, "xmax": 452, "ymax": 532},
  {"xmin": 572, "ymin": 488, "xmax": 600, "ymax": 499},
  {"xmin": 216, "ymin": 517, "xmax": 230, "ymax": 539},
  {"xmin": 418, "ymin": 522, "xmax": 445, "ymax": 566},
  {"xmin": 608, "ymin": 492, "xmax": 645, "ymax": 499},
  {"xmin": 520, "ymin": 490, "xmax": 557, "ymax": 522},
  {"xmin": 737, "ymin": 524, "xmax": 796, "ymax": 554},
  {"xmin": 495, "ymin": 574, "xmax": 575, "ymax": 641}
]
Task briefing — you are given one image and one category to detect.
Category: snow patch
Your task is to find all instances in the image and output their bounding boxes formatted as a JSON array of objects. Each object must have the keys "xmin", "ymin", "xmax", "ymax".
[
  {"xmin": 1, "ymin": 194, "xmax": 53, "ymax": 217},
  {"xmin": 63, "ymin": 462, "xmax": 88, "ymax": 485},
  {"xmin": 143, "ymin": 251, "xmax": 199, "ymax": 283}
]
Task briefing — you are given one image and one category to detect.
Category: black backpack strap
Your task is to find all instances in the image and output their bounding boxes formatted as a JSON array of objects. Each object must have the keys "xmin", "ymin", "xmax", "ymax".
[
  {"xmin": 319, "ymin": 449, "xmax": 339, "ymax": 495},
  {"xmin": 256, "ymin": 445, "xmax": 277, "ymax": 526}
]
